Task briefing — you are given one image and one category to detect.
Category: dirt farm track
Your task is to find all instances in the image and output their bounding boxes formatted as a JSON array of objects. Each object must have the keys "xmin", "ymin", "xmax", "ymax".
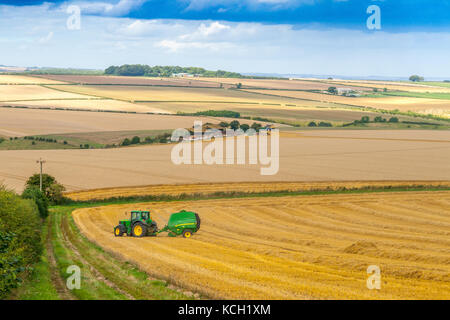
[{"xmin": 73, "ymin": 190, "xmax": 450, "ymax": 300}]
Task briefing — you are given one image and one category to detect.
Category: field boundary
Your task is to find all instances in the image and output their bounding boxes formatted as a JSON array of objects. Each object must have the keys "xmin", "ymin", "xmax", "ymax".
[{"xmin": 64, "ymin": 181, "xmax": 450, "ymax": 204}]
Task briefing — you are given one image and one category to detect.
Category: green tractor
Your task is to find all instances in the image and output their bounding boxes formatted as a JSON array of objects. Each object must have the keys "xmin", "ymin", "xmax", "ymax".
[{"xmin": 114, "ymin": 210, "xmax": 200, "ymax": 238}]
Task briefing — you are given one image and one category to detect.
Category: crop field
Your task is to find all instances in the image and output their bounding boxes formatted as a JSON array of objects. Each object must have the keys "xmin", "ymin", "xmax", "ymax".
[
  {"xmin": 243, "ymin": 89, "xmax": 450, "ymax": 116},
  {"xmin": 34, "ymin": 74, "xmax": 222, "ymax": 88},
  {"xmin": 323, "ymin": 79, "xmax": 450, "ymax": 93},
  {"xmin": 0, "ymin": 84, "xmax": 98, "ymax": 102},
  {"xmin": 0, "ymin": 74, "xmax": 65, "ymax": 85},
  {"xmin": 1, "ymin": 130, "xmax": 449, "ymax": 193},
  {"xmin": 0, "ymin": 107, "xmax": 227, "ymax": 137},
  {"xmin": 196, "ymin": 77, "xmax": 372, "ymax": 91},
  {"xmin": 45, "ymin": 84, "xmax": 302, "ymax": 104},
  {"xmin": 72, "ymin": 190, "xmax": 450, "ymax": 299},
  {"xmin": 65, "ymin": 180, "xmax": 450, "ymax": 201}
]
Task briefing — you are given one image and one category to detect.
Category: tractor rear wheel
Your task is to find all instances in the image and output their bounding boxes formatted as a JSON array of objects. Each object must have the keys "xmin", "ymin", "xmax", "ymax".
[
  {"xmin": 182, "ymin": 229, "xmax": 193, "ymax": 238},
  {"xmin": 132, "ymin": 223, "xmax": 147, "ymax": 237},
  {"xmin": 114, "ymin": 225, "xmax": 124, "ymax": 237}
]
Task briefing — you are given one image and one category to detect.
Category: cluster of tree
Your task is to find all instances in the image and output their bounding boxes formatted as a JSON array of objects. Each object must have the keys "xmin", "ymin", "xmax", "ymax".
[
  {"xmin": 80, "ymin": 144, "xmax": 90, "ymax": 149},
  {"xmin": 308, "ymin": 121, "xmax": 333, "ymax": 127},
  {"xmin": 105, "ymin": 65, "xmax": 242, "ymax": 78},
  {"xmin": 409, "ymin": 75, "xmax": 424, "ymax": 82},
  {"xmin": 346, "ymin": 116, "xmax": 399, "ymax": 126},
  {"xmin": 187, "ymin": 110, "xmax": 241, "ymax": 118},
  {"xmin": 219, "ymin": 120, "xmax": 263, "ymax": 132},
  {"xmin": 122, "ymin": 133, "xmax": 172, "ymax": 146},
  {"xmin": 327, "ymin": 87, "xmax": 338, "ymax": 94},
  {"xmin": 24, "ymin": 136, "xmax": 58, "ymax": 143}
]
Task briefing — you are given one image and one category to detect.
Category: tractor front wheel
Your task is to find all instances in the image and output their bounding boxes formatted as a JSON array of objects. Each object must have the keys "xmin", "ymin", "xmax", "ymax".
[
  {"xmin": 182, "ymin": 229, "xmax": 193, "ymax": 238},
  {"xmin": 114, "ymin": 225, "xmax": 124, "ymax": 237},
  {"xmin": 132, "ymin": 223, "xmax": 147, "ymax": 237}
]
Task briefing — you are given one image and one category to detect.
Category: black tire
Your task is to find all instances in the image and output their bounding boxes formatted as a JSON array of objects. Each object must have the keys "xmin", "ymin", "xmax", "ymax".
[
  {"xmin": 114, "ymin": 225, "xmax": 124, "ymax": 237},
  {"xmin": 182, "ymin": 229, "xmax": 193, "ymax": 238},
  {"xmin": 132, "ymin": 222, "xmax": 147, "ymax": 237}
]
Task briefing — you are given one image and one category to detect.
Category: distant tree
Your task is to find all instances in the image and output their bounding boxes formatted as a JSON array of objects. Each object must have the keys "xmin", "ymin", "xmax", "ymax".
[
  {"xmin": 144, "ymin": 136, "xmax": 154, "ymax": 143},
  {"xmin": 318, "ymin": 122, "xmax": 332, "ymax": 127},
  {"xmin": 251, "ymin": 122, "xmax": 262, "ymax": 132},
  {"xmin": 327, "ymin": 77, "xmax": 333, "ymax": 80},
  {"xmin": 409, "ymin": 75, "xmax": 424, "ymax": 82},
  {"xmin": 131, "ymin": 136, "xmax": 141, "ymax": 144},
  {"xmin": 240, "ymin": 124, "xmax": 250, "ymax": 131},
  {"xmin": 308, "ymin": 121, "xmax": 317, "ymax": 127},
  {"xmin": 236, "ymin": 83, "xmax": 242, "ymax": 89},
  {"xmin": 219, "ymin": 121, "xmax": 229, "ymax": 128},
  {"xmin": 32, "ymin": 141, "xmax": 36, "ymax": 145},
  {"xmin": 122, "ymin": 138, "xmax": 131, "ymax": 146},
  {"xmin": 327, "ymin": 87, "xmax": 337, "ymax": 94},
  {"xmin": 388, "ymin": 117, "xmax": 399, "ymax": 123},
  {"xmin": 25, "ymin": 174, "xmax": 65, "ymax": 204},
  {"xmin": 383, "ymin": 88, "xmax": 387, "ymax": 92},
  {"xmin": 361, "ymin": 116, "xmax": 370, "ymax": 123},
  {"xmin": 230, "ymin": 120, "xmax": 240, "ymax": 130},
  {"xmin": 373, "ymin": 88, "xmax": 378, "ymax": 92},
  {"xmin": 84, "ymin": 144, "xmax": 90, "ymax": 149},
  {"xmin": 0, "ymin": 137, "xmax": 4, "ymax": 144},
  {"xmin": 374, "ymin": 116, "xmax": 383, "ymax": 122},
  {"xmin": 63, "ymin": 141, "xmax": 68, "ymax": 145}
]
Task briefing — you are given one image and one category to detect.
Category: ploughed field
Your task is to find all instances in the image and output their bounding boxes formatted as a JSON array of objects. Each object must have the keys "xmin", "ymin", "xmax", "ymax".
[{"xmin": 73, "ymin": 190, "xmax": 450, "ymax": 299}]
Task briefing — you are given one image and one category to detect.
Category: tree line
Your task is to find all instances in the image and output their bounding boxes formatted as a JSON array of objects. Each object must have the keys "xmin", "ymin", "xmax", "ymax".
[{"xmin": 105, "ymin": 65, "xmax": 242, "ymax": 78}]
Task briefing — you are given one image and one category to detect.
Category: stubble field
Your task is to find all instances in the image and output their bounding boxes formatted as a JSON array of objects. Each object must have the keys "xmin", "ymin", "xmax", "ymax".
[{"xmin": 72, "ymin": 190, "xmax": 450, "ymax": 299}]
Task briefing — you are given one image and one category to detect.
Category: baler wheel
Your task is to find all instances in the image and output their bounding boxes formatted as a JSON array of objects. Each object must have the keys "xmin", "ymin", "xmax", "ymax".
[{"xmin": 182, "ymin": 229, "xmax": 193, "ymax": 238}]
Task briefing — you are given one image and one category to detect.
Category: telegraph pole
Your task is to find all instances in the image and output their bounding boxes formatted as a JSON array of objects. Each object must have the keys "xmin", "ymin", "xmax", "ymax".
[{"xmin": 36, "ymin": 158, "xmax": 46, "ymax": 191}]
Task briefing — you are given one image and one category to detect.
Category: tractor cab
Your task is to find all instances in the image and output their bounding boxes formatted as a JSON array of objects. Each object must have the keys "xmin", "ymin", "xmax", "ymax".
[{"xmin": 131, "ymin": 210, "xmax": 151, "ymax": 223}]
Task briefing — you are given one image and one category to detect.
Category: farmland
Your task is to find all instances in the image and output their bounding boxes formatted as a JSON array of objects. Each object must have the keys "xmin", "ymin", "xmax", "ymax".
[
  {"xmin": 72, "ymin": 190, "xmax": 450, "ymax": 299},
  {"xmin": 1, "ymin": 130, "xmax": 449, "ymax": 193}
]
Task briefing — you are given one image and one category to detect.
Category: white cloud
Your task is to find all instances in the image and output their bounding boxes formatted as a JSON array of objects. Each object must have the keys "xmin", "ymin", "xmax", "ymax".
[
  {"xmin": 71, "ymin": 0, "xmax": 149, "ymax": 17},
  {"xmin": 38, "ymin": 31, "xmax": 54, "ymax": 44}
]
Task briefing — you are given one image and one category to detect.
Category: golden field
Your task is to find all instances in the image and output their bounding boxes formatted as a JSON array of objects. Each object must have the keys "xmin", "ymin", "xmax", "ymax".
[
  {"xmin": 1, "ymin": 130, "xmax": 449, "ymax": 192},
  {"xmin": 45, "ymin": 84, "xmax": 300, "ymax": 104},
  {"xmin": 0, "ymin": 74, "xmax": 65, "ymax": 85},
  {"xmin": 0, "ymin": 107, "xmax": 232, "ymax": 137},
  {"xmin": 66, "ymin": 180, "xmax": 450, "ymax": 201},
  {"xmin": 0, "ymin": 84, "xmax": 97, "ymax": 101},
  {"xmin": 73, "ymin": 190, "xmax": 450, "ymax": 299},
  {"xmin": 323, "ymin": 79, "xmax": 450, "ymax": 93},
  {"xmin": 243, "ymin": 89, "xmax": 450, "ymax": 116}
]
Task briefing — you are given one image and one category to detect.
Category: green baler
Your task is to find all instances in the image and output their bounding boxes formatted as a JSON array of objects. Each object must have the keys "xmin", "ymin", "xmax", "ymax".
[{"xmin": 114, "ymin": 210, "xmax": 200, "ymax": 238}]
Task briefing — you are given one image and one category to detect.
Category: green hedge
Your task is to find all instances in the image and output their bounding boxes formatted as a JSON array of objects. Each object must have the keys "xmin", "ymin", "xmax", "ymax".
[{"xmin": 0, "ymin": 187, "xmax": 42, "ymax": 298}]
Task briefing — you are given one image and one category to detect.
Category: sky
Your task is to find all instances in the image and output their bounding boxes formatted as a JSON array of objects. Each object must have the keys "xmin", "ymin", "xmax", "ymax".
[{"xmin": 0, "ymin": 0, "xmax": 449, "ymax": 78}]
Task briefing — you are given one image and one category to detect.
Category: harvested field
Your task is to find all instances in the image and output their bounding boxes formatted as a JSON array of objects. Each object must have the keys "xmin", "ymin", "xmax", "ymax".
[
  {"xmin": 66, "ymin": 180, "xmax": 450, "ymax": 201},
  {"xmin": 1, "ymin": 100, "xmax": 169, "ymax": 114},
  {"xmin": 243, "ymin": 89, "xmax": 450, "ymax": 116},
  {"xmin": 0, "ymin": 74, "xmax": 66, "ymax": 85},
  {"xmin": 45, "ymin": 85, "xmax": 301, "ymax": 104},
  {"xmin": 0, "ymin": 107, "xmax": 229, "ymax": 137},
  {"xmin": 323, "ymin": 79, "xmax": 450, "ymax": 93},
  {"xmin": 34, "ymin": 75, "xmax": 221, "ymax": 87},
  {"xmin": 1, "ymin": 130, "xmax": 449, "ymax": 193},
  {"xmin": 197, "ymin": 77, "xmax": 371, "ymax": 91},
  {"xmin": 73, "ymin": 190, "xmax": 450, "ymax": 299},
  {"xmin": 0, "ymin": 85, "xmax": 97, "ymax": 101}
]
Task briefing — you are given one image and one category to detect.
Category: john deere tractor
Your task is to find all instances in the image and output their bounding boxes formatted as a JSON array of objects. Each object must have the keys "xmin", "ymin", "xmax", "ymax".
[
  {"xmin": 114, "ymin": 210, "xmax": 200, "ymax": 238},
  {"xmin": 114, "ymin": 210, "xmax": 158, "ymax": 238}
]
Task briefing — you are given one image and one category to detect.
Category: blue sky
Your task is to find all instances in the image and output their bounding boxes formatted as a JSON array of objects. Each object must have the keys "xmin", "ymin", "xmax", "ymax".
[{"xmin": 0, "ymin": 0, "xmax": 449, "ymax": 77}]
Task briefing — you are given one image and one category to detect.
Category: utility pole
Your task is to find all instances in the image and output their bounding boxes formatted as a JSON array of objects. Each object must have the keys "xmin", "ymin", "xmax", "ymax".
[{"xmin": 36, "ymin": 158, "xmax": 46, "ymax": 191}]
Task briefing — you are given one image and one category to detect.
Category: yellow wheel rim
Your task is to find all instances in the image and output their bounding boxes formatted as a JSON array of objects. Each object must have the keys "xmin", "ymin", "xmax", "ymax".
[
  {"xmin": 115, "ymin": 228, "xmax": 120, "ymax": 235},
  {"xmin": 185, "ymin": 232, "xmax": 191, "ymax": 238},
  {"xmin": 134, "ymin": 225, "xmax": 143, "ymax": 236}
]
